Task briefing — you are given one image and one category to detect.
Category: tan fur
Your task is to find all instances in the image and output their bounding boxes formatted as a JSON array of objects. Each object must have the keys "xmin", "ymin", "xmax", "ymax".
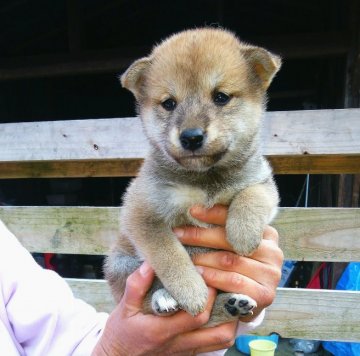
[{"xmin": 105, "ymin": 28, "xmax": 281, "ymax": 326}]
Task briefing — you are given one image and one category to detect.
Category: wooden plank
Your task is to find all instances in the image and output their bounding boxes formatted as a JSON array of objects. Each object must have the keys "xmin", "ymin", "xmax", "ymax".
[
  {"xmin": 1, "ymin": 206, "xmax": 359, "ymax": 262},
  {"xmin": 256, "ymin": 288, "xmax": 360, "ymax": 341},
  {"xmin": 65, "ymin": 279, "xmax": 360, "ymax": 342},
  {"xmin": 268, "ymin": 154, "xmax": 360, "ymax": 174},
  {"xmin": 1, "ymin": 155, "xmax": 360, "ymax": 178},
  {"xmin": 0, "ymin": 109, "xmax": 359, "ymax": 177},
  {"xmin": 261, "ymin": 109, "xmax": 360, "ymax": 156},
  {"xmin": 0, "ymin": 159, "xmax": 143, "ymax": 178},
  {"xmin": 0, "ymin": 117, "xmax": 148, "ymax": 161},
  {"xmin": 67, "ymin": 278, "xmax": 114, "ymax": 313},
  {"xmin": 0, "ymin": 206, "xmax": 120, "ymax": 255},
  {"xmin": 275, "ymin": 208, "xmax": 360, "ymax": 262}
]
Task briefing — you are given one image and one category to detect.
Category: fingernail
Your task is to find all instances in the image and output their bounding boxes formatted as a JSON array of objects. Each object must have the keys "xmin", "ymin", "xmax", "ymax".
[
  {"xmin": 139, "ymin": 261, "xmax": 151, "ymax": 277},
  {"xmin": 173, "ymin": 227, "xmax": 184, "ymax": 238},
  {"xmin": 190, "ymin": 205, "xmax": 205, "ymax": 216},
  {"xmin": 196, "ymin": 266, "xmax": 204, "ymax": 274}
]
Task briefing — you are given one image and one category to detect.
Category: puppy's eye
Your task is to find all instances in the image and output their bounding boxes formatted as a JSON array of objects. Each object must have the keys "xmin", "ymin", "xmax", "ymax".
[
  {"xmin": 161, "ymin": 98, "xmax": 177, "ymax": 111},
  {"xmin": 213, "ymin": 92, "xmax": 231, "ymax": 106}
]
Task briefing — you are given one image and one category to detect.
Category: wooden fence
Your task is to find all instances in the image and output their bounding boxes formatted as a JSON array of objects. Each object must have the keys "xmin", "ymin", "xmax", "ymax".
[{"xmin": 0, "ymin": 108, "xmax": 359, "ymax": 341}]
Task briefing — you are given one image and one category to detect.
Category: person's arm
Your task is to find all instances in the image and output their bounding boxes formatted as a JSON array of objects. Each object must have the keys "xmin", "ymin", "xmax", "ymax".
[
  {"xmin": 0, "ymin": 220, "xmax": 108, "ymax": 356},
  {"xmin": 0, "ymin": 218, "xmax": 239, "ymax": 356}
]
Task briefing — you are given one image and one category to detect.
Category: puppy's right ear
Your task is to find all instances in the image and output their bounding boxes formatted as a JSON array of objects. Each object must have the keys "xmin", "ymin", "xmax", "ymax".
[
  {"xmin": 120, "ymin": 57, "xmax": 151, "ymax": 99},
  {"xmin": 242, "ymin": 47, "xmax": 281, "ymax": 90}
]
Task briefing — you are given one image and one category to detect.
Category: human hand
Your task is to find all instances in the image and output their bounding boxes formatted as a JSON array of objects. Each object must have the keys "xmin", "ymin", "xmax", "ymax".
[
  {"xmin": 92, "ymin": 261, "xmax": 240, "ymax": 355},
  {"xmin": 174, "ymin": 204, "xmax": 283, "ymax": 322}
]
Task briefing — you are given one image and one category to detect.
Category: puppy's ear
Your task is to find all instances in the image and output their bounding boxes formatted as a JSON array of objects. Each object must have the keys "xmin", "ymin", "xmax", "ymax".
[
  {"xmin": 120, "ymin": 57, "xmax": 151, "ymax": 98},
  {"xmin": 243, "ymin": 47, "xmax": 281, "ymax": 89}
]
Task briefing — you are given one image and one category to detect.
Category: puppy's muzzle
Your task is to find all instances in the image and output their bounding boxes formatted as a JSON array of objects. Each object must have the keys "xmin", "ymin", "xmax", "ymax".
[{"xmin": 180, "ymin": 128, "xmax": 205, "ymax": 151}]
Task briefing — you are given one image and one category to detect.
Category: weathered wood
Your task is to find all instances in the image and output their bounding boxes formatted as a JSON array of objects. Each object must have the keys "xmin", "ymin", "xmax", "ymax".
[
  {"xmin": 65, "ymin": 279, "xmax": 360, "ymax": 342},
  {"xmin": 1, "ymin": 107, "xmax": 357, "ymax": 344},
  {"xmin": 353, "ymin": 174, "xmax": 360, "ymax": 206},
  {"xmin": 67, "ymin": 278, "xmax": 114, "ymax": 313},
  {"xmin": 0, "ymin": 206, "xmax": 120, "ymax": 255},
  {"xmin": 276, "ymin": 208, "xmax": 360, "ymax": 262},
  {"xmin": 0, "ymin": 159, "xmax": 143, "ymax": 178},
  {"xmin": 268, "ymin": 154, "xmax": 360, "ymax": 174},
  {"xmin": 1, "ymin": 206, "xmax": 359, "ymax": 262},
  {"xmin": 256, "ymin": 288, "xmax": 360, "ymax": 341},
  {"xmin": 262, "ymin": 109, "xmax": 360, "ymax": 156},
  {"xmin": 0, "ymin": 117, "xmax": 148, "ymax": 161},
  {"xmin": 0, "ymin": 109, "xmax": 359, "ymax": 177}
]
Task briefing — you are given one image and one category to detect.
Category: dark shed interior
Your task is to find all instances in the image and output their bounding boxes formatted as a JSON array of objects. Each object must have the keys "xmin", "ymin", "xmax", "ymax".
[{"xmin": 0, "ymin": 1, "xmax": 359, "ymax": 283}]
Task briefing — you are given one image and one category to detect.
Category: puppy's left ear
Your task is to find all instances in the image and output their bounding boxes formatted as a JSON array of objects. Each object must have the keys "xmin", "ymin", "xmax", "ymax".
[
  {"xmin": 243, "ymin": 47, "xmax": 282, "ymax": 89},
  {"xmin": 120, "ymin": 57, "xmax": 152, "ymax": 99}
]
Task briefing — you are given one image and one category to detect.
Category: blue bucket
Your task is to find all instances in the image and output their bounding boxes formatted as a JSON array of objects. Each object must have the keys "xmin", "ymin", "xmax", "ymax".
[{"xmin": 235, "ymin": 334, "xmax": 279, "ymax": 355}]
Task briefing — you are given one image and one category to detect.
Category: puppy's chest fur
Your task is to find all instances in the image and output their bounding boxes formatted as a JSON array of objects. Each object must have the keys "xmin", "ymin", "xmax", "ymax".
[
  {"xmin": 156, "ymin": 182, "xmax": 234, "ymax": 227},
  {"xmin": 145, "ymin": 154, "xmax": 272, "ymax": 229}
]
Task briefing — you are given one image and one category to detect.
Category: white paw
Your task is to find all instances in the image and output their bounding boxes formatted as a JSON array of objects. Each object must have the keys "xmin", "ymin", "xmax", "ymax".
[
  {"xmin": 224, "ymin": 294, "xmax": 257, "ymax": 317},
  {"xmin": 152, "ymin": 289, "xmax": 179, "ymax": 315}
]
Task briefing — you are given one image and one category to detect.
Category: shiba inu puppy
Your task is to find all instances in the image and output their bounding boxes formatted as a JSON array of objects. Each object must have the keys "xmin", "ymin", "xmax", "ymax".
[{"xmin": 105, "ymin": 28, "xmax": 281, "ymax": 326}]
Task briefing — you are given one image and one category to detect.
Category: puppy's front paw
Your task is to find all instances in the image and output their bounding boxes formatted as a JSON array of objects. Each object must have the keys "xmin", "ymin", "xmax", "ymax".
[
  {"xmin": 152, "ymin": 288, "xmax": 179, "ymax": 316},
  {"xmin": 224, "ymin": 293, "xmax": 257, "ymax": 317},
  {"xmin": 171, "ymin": 272, "xmax": 208, "ymax": 316},
  {"xmin": 226, "ymin": 217, "xmax": 262, "ymax": 256}
]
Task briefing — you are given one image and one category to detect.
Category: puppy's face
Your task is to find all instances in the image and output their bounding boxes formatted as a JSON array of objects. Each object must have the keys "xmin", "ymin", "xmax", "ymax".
[{"xmin": 122, "ymin": 28, "xmax": 281, "ymax": 171}]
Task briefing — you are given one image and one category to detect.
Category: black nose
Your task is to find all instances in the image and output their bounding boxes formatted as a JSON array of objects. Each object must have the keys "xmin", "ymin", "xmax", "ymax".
[{"xmin": 180, "ymin": 128, "xmax": 204, "ymax": 151}]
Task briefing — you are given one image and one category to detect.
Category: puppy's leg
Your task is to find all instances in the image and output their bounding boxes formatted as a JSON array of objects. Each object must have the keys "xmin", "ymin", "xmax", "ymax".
[
  {"xmin": 125, "ymin": 218, "xmax": 208, "ymax": 316},
  {"xmin": 226, "ymin": 180, "xmax": 278, "ymax": 256},
  {"xmin": 105, "ymin": 247, "xmax": 178, "ymax": 315},
  {"xmin": 207, "ymin": 293, "xmax": 257, "ymax": 327},
  {"xmin": 104, "ymin": 245, "xmax": 141, "ymax": 303},
  {"xmin": 139, "ymin": 228, "xmax": 208, "ymax": 315}
]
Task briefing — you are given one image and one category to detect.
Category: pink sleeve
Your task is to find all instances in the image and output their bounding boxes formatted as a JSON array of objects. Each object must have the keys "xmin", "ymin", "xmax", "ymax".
[{"xmin": 0, "ymin": 220, "xmax": 108, "ymax": 356}]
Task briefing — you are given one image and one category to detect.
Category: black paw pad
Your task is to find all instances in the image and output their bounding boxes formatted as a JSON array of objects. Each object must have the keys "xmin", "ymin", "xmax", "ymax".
[
  {"xmin": 225, "ymin": 303, "xmax": 239, "ymax": 316},
  {"xmin": 238, "ymin": 299, "xmax": 249, "ymax": 307},
  {"xmin": 224, "ymin": 295, "xmax": 256, "ymax": 317}
]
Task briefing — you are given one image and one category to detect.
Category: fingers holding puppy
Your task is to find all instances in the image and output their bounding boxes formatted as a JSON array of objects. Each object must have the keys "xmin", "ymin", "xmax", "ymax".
[
  {"xmin": 175, "ymin": 223, "xmax": 283, "ymax": 267},
  {"xmin": 174, "ymin": 205, "xmax": 284, "ymax": 321}
]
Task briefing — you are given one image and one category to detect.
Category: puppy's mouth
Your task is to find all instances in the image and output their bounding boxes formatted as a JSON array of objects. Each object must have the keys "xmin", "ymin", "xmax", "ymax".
[{"xmin": 173, "ymin": 150, "xmax": 228, "ymax": 170}]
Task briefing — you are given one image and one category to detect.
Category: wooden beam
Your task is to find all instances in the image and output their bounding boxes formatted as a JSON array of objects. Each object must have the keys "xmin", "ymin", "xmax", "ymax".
[
  {"xmin": 0, "ymin": 109, "xmax": 359, "ymax": 177},
  {"xmin": 344, "ymin": 0, "xmax": 360, "ymax": 108},
  {"xmin": 0, "ymin": 53, "xmax": 135, "ymax": 80},
  {"xmin": 0, "ymin": 32, "xmax": 350, "ymax": 80},
  {"xmin": 353, "ymin": 174, "xmax": 360, "ymax": 206},
  {"xmin": 1, "ymin": 206, "xmax": 359, "ymax": 262},
  {"xmin": 66, "ymin": 279, "xmax": 360, "ymax": 342},
  {"xmin": 268, "ymin": 155, "xmax": 360, "ymax": 175},
  {"xmin": 276, "ymin": 208, "xmax": 360, "ymax": 262},
  {"xmin": 256, "ymin": 288, "xmax": 360, "ymax": 341}
]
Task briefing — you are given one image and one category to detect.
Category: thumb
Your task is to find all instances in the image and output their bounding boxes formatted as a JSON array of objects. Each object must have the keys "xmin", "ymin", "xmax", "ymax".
[{"xmin": 119, "ymin": 261, "xmax": 155, "ymax": 316}]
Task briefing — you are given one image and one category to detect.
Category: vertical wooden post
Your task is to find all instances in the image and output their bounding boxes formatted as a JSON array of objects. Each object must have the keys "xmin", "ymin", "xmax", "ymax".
[
  {"xmin": 333, "ymin": 0, "xmax": 360, "ymax": 287},
  {"xmin": 339, "ymin": 0, "xmax": 360, "ymax": 209},
  {"xmin": 344, "ymin": 0, "xmax": 360, "ymax": 108}
]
